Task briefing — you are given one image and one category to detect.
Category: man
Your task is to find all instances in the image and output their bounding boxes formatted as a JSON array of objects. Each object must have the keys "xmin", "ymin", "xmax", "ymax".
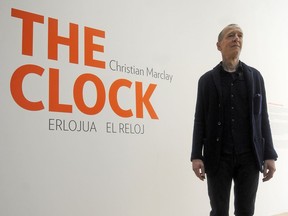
[{"xmin": 190, "ymin": 24, "xmax": 278, "ymax": 216}]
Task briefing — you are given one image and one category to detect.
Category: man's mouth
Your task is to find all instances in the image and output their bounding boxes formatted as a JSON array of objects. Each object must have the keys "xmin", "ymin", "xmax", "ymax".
[{"xmin": 231, "ymin": 44, "xmax": 240, "ymax": 48}]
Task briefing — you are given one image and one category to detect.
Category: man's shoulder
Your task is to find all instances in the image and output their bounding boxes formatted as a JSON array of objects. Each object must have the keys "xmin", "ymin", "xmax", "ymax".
[
  {"xmin": 241, "ymin": 62, "xmax": 261, "ymax": 74},
  {"xmin": 241, "ymin": 62, "xmax": 265, "ymax": 84},
  {"xmin": 199, "ymin": 64, "xmax": 221, "ymax": 80}
]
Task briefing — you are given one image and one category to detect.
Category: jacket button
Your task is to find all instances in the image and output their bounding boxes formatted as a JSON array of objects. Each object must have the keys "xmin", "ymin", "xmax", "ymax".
[
  {"xmin": 216, "ymin": 137, "xmax": 220, "ymax": 142},
  {"xmin": 217, "ymin": 121, "xmax": 221, "ymax": 126}
]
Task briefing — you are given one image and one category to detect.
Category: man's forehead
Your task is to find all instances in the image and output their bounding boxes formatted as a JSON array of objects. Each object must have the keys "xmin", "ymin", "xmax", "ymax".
[{"xmin": 223, "ymin": 26, "xmax": 243, "ymax": 35}]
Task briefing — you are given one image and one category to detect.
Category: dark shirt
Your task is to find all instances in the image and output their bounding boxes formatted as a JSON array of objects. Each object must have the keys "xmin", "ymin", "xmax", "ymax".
[{"xmin": 220, "ymin": 64, "xmax": 252, "ymax": 154}]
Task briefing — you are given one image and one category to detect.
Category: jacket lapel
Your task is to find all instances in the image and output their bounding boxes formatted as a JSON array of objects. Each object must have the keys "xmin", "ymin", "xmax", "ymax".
[
  {"xmin": 242, "ymin": 62, "xmax": 254, "ymax": 102},
  {"xmin": 212, "ymin": 64, "xmax": 222, "ymax": 100}
]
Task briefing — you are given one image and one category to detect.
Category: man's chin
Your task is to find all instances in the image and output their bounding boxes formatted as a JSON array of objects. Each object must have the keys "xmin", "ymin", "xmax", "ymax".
[{"xmin": 228, "ymin": 52, "xmax": 241, "ymax": 59}]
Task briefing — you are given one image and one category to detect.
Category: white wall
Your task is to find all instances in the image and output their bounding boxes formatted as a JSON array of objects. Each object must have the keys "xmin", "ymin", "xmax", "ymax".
[{"xmin": 1, "ymin": 0, "xmax": 288, "ymax": 215}]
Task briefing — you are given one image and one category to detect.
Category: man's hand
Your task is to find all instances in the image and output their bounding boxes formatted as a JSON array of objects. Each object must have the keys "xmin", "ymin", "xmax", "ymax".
[
  {"xmin": 192, "ymin": 159, "xmax": 206, "ymax": 181},
  {"xmin": 262, "ymin": 159, "xmax": 276, "ymax": 182}
]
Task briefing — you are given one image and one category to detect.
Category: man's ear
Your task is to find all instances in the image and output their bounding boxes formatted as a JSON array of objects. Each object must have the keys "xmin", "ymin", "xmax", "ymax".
[{"xmin": 216, "ymin": 42, "xmax": 221, "ymax": 51}]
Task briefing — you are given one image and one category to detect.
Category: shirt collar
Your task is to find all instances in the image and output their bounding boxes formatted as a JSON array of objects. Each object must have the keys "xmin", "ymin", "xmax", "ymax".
[{"xmin": 220, "ymin": 60, "xmax": 243, "ymax": 73}]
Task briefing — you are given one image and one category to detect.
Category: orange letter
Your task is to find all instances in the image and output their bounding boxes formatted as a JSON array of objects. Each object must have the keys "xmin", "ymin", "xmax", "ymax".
[
  {"xmin": 84, "ymin": 26, "xmax": 105, "ymax": 69},
  {"xmin": 74, "ymin": 74, "xmax": 105, "ymax": 115},
  {"xmin": 49, "ymin": 68, "xmax": 72, "ymax": 113},
  {"xmin": 136, "ymin": 82, "xmax": 158, "ymax": 119},
  {"xmin": 109, "ymin": 79, "xmax": 133, "ymax": 118},
  {"xmin": 10, "ymin": 64, "xmax": 44, "ymax": 110},
  {"xmin": 11, "ymin": 8, "xmax": 44, "ymax": 56},
  {"xmin": 48, "ymin": 18, "xmax": 78, "ymax": 64}
]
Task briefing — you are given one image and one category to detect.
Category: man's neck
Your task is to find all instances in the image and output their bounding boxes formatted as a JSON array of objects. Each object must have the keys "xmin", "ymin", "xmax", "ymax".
[{"xmin": 222, "ymin": 58, "xmax": 239, "ymax": 72}]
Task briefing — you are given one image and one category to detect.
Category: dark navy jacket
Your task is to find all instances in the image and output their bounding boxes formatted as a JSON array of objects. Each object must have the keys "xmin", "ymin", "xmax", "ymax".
[{"xmin": 191, "ymin": 61, "xmax": 278, "ymax": 174}]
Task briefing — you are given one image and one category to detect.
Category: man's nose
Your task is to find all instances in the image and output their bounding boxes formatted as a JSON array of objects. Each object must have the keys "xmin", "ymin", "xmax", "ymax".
[{"xmin": 233, "ymin": 35, "xmax": 240, "ymax": 41}]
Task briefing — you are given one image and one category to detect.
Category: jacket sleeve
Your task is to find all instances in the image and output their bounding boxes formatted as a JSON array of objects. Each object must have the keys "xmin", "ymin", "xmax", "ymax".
[
  {"xmin": 259, "ymin": 75, "xmax": 278, "ymax": 160},
  {"xmin": 190, "ymin": 76, "xmax": 206, "ymax": 161}
]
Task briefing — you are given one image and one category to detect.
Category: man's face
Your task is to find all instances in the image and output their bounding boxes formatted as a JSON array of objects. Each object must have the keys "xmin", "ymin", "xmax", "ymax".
[{"xmin": 217, "ymin": 26, "xmax": 243, "ymax": 58}]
